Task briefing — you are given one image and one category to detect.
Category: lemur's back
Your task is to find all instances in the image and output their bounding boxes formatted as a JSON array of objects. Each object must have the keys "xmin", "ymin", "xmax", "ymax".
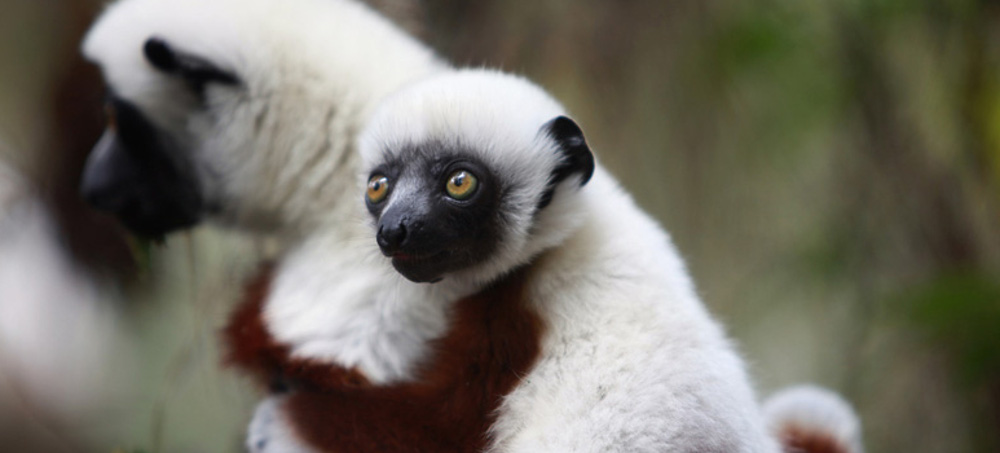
[{"xmin": 489, "ymin": 170, "xmax": 778, "ymax": 452}]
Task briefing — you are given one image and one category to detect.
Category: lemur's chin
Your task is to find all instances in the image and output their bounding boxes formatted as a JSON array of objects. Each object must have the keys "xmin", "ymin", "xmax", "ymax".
[
  {"xmin": 390, "ymin": 255, "xmax": 448, "ymax": 284},
  {"xmin": 392, "ymin": 267, "xmax": 444, "ymax": 284}
]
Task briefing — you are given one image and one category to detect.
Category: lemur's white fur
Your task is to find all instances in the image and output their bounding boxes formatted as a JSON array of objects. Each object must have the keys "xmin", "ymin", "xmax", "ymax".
[
  {"xmin": 84, "ymin": 0, "xmax": 444, "ymax": 238},
  {"xmin": 763, "ymin": 385, "xmax": 864, "ymax": 453},
  {"xmin": 360, "ymin": 69, "xmax": 780, "ymax": 452},
  {"xmin": 265, "ymin": 226, "xmax": 470, "ymax": 382},
  {"xmin": 85, "ymin": 1, "xmax": 450, "ymax": 451}
]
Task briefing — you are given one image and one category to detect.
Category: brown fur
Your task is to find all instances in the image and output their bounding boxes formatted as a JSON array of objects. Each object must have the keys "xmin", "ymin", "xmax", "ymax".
[
  {"xmin": 778, "ymin": 425, "xmax": 852, "ymax": 453},
  {"xmin": 223, "ymin": 265, "xmax": 544, "ymax": 452},
  {"xmin": 222, "ymin": 265, "xmax": 370, "ymax": 392}
]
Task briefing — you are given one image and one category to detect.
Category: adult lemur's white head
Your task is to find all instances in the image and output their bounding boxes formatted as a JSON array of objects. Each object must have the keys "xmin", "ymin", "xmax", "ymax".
[
  {"xmin": 359, "ymin": 69, "xmax": 595, "ymax": 285},
  {"xmin": 80, "ymin": 0, "xmax": 442, "ymax": 239}
]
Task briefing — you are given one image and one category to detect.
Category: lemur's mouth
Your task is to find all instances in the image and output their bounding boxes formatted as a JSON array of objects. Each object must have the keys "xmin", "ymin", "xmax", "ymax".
[{"xmin": 391, "ymin": 250, "xmax": 448, "ymax": 262}]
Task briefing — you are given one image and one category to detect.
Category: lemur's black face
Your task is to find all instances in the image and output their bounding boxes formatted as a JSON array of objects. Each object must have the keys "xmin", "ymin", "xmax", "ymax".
[
  {"xmin": 80, "ymin": 38, "xmax": 238, "ymax": 240},
  {"xmin": 365, "ymin": 146, "xmax": 505, "ymax": 283},
  {"xmin": 365, "ymin": 116, "xmax": 596, "ymax": 284},
  {"xmin": 81, "ymin": 95, "xmax": 203, "ymax": 239}
]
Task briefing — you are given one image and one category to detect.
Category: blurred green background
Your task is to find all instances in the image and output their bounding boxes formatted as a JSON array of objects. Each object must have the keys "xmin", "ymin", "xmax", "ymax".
[{"xmin": 0, "ymin": 0, "xmax": 998, "ymax": 452}]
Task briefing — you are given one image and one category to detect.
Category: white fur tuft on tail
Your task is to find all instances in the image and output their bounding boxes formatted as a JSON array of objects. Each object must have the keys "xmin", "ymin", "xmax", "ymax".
[{"xmin": 763, "ymin": 385, "xmax": 863, "ymax": 453}]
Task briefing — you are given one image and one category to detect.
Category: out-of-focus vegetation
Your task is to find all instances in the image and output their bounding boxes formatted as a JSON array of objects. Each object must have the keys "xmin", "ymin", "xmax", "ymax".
[{"xmin": 0, "ymin": 0, "xmax": 997, "ymax": 452}]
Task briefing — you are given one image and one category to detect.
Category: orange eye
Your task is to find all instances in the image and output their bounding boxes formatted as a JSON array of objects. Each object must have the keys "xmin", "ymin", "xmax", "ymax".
[
  {"xmin": 445, "ymin": 170, "xmax": 478, "ymax": 200},
  {"xmin": 366, "ymin": 175, "xmax": 390, "ymax": 203}
]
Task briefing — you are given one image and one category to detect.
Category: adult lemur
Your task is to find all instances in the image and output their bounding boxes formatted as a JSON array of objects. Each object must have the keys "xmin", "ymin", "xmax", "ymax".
[
  {"xmin": 82, "ymin": 0, "xmax": 860, "ymax": 451},
  {"xmin": 81, "ymin": 0, "xmax": 443, "ymax": 240},
  {"xmin": 82, "ymin": 0, "xmax": 450, "ymax": 451},
  {"xmin": 358, "ymin": 69, "xmax": 863, "ymax": 452}
]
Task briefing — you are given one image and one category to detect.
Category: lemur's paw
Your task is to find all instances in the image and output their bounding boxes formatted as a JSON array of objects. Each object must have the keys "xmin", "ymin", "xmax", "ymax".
[{"xmin": 247, "ymin": 396, "xmax": 316, "ymax": 453}]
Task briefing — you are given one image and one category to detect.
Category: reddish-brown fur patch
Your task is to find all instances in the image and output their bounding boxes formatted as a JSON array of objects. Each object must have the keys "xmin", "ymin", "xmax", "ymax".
[
  {"xmin": 222, "ymin": 265, "xmax": 369, "ymax": 392},
  {"xmin": 778, "ymin": 425, "xmax": 851, "ymax": 453},
  {"xmin": 222, "ymin": 266, "xmax": 544, "ymax": 452}
]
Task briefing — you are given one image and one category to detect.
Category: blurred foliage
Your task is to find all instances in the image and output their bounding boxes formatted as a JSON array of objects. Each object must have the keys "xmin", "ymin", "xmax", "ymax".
[
  {"xmin": 894, "ymin": 272, "xmax": 1000, "ymax": 451},
  {"xmin": 899, "ymin": 273, "xmax": 1000, "ymax": 387}
]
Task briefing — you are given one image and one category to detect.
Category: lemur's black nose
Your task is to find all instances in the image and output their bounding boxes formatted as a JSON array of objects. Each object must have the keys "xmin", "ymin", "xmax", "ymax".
[{"xmin": 377, "ymin": 221, "xmax": 408, "ymax": 254}]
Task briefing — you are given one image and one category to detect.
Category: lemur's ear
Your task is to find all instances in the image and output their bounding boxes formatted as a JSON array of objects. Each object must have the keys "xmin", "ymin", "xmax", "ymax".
[
  {"xmin": 538, "ymin": 116, "xmax": 595, "ymax": 209},
  {"xmin": 143, "ymin": 37, "xmax": 240, "ymax": 95}
]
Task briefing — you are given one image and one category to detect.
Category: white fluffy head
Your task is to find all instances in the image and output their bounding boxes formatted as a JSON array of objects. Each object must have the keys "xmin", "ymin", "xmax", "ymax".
[
  {"xmin": 360, "ymin": 69, "xmax": 594, "ymax": 287},
  {"xmin": 82, "ymin": 0, "xmax": 442, "ymax": 236}
]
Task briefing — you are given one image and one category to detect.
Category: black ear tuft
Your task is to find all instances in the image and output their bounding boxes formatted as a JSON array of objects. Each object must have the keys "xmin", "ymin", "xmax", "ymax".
[
  {"xmin": 537, "ymin": 116, "xmax": 595, "ymax": 209},
  {"xmin": 143, "ymin": 38, "xmax": 178, "ymax": 72},
  {"xmin": 143, "ymin": 37, "xmax": 240, "ymax": 96}
]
